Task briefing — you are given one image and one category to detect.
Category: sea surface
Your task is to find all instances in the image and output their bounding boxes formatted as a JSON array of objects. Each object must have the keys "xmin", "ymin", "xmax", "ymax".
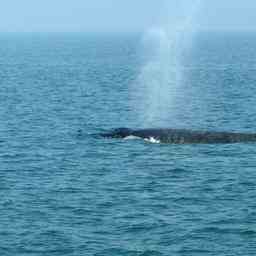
[{"xmin": 0, "ymin": 32, "xmax": 256, "ymax": 255}]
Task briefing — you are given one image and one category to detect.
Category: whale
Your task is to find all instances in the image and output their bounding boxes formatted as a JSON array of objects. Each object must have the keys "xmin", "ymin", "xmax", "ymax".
[{"xmin": 100, "ymin": 127, "xmax": 256, "ymax": 144}]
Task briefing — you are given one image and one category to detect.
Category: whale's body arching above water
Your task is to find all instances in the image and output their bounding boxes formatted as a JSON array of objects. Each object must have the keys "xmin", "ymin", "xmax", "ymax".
[{"xmin": 100, "ymin": 128, "xmax": 256, "ymax": 144}]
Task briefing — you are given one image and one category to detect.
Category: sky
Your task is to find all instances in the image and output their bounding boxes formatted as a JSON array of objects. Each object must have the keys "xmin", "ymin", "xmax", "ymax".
[{"xmin": 0, "ymin": 0, "xmax": 256, "ymax": 32}]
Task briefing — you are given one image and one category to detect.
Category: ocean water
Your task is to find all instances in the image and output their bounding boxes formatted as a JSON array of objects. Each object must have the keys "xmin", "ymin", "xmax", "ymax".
[{"xmin": 0, "ymin": 32, "xmax": 256, "ymax": 255}]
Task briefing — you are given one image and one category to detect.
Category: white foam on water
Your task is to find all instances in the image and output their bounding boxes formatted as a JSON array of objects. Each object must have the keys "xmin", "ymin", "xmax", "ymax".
[{"xmin": 144, "ymin": 137, "xmax": 161, "ymax": 144}]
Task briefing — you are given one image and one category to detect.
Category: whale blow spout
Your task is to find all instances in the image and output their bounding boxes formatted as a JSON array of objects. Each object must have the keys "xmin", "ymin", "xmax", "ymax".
[{"xmin": 100, "ymin": 127, "xmax": 256, "ymax": 144}]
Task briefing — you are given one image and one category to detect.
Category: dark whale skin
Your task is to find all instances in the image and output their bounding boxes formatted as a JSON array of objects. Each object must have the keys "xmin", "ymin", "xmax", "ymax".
[{"xmin": 100, "ymin": 128, "xmax": 256, "ymax": 144}]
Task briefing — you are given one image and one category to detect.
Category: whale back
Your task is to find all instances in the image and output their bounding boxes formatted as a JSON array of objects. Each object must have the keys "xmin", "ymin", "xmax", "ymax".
[
  {"xmin": 101, "ymin": 127, "xmax": 133, "ymax": 138},
  {"xmin": 101, "ymin": 127, "xmax": 256, "ymax": 144}
]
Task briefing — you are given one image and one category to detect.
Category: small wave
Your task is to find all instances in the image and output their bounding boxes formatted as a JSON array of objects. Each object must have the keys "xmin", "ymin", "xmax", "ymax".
[{"xmin": 124, "ymin": 135, "xmax": 141, "ymax": 140}]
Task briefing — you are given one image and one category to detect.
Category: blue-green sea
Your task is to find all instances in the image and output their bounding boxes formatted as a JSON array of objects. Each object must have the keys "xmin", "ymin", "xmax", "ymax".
[{"xmin": 0, "ymin": 32, "xmax": 256, "ymax": 255}]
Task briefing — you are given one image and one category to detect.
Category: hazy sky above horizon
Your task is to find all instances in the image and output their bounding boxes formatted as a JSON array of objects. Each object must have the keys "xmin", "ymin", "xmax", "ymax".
[{"xmin": 0, "ymin": 1, "xmax": 256, "ymax": 32}]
